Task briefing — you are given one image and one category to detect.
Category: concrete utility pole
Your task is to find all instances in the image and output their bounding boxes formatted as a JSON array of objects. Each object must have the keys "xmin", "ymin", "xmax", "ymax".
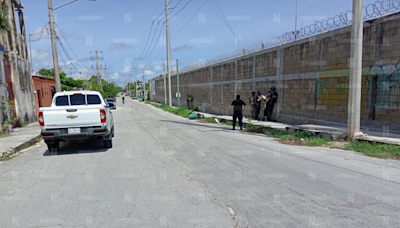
[
  {"xmin": 47, "ymin": 0, "xmax": 62, "ymax": 92},
  {"xmin": 95, "ymin": 51, "xmax": 102, "ymax": 90},
  {"xmin": 135, "ymin": 68, "xmax": 138, "ymax": 98},
  {"xmin": 165, "ymin": 0, "xmax": 172, "ymax": 106},
  {"xmin": 163, "ymin": 62, "xmax": 167, "ymax": 104},
  {"xmin": 130, "ymin": 67, "xmax": 135, "ymax": 95},
  {"xmin": 347, "ymin": 0, "xmax": 364, "ymax": 140},
  {"xmin": 142, "ymin": 58, "xmax": 146, "ymax": 101},
  {"xmin": 103, "ymin": 65, "xmax": 109, "ymax": 83},
  {"xmin": 176, "ymin": 59, "xmax": 180, "ymax": 107}
]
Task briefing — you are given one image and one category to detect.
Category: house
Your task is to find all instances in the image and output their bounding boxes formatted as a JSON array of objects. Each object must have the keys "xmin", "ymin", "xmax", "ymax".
[
  {"xmin": 0, "ymin": 0, "xmax": 36, "ymax": 126},
  {"xmin": 32, "ymin": 75, "xmax": 55, "ymax": 119}
]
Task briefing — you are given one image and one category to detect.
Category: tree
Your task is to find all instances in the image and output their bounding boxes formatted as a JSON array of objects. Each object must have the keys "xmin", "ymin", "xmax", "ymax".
[
  {"xmin": 0, "ymin": 5, "xmax": 10, "ymax": 32},
  {"xmin": 38, "ymin": 69, "xmax": 119, "ymax": 98},
  {"xmin": 39, "ymin": 68, "xmax": 85, "ymax": 91}
]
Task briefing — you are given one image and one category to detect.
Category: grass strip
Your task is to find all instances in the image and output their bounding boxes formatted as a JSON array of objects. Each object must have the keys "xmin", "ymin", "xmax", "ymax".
[
  {"xmin": 151, "ymin": 103, "xmax": 400, "ymax": 159},
  {"xmin": 152, "ymin": 104, "xmax": 192, "ymax": 118}
]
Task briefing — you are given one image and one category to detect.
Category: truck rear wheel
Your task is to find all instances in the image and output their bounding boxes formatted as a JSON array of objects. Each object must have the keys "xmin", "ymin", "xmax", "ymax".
[
  {"xmin": 103, "ymin": 139, "xmax": 112, "ymax": 148},
  {"xmin": 46, "ymin": 141, "xmax": 59, "ymax": 152}
]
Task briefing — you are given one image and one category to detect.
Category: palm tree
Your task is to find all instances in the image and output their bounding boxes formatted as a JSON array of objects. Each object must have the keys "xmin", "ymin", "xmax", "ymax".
[{"xmin": 0, "ymin": 5, "xmax": 10, "ymax": 32}]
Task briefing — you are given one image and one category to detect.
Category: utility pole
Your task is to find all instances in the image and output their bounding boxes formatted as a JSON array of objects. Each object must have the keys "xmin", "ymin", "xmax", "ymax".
[
  {"xmin": 129, "ymin": 67, "xmax": 134, "ymax": 96},
  {"xmin": 135, "ymin": 68, "xmax": 138, "ymax": 98},
  {"xmin": 163, "ymin": 62, "xmax": 167, "ymax": 104},
  {"xmin": 165, "ymin": 0, "xmax": 172, "ymax": 106},
  {"xmin": 347, "ymin": 0, "xmax": 364, "ymax": 140},
  {"xmin": 142, "ymin": 58, "xmax": 146, "ymax": 101},
  {"xmin": 91, "ymin": 51, "xmax": 103, "ymax": 90},
  {"xmin": 47, "ymin": 0, "xmax": 62, "ymax": 92},
  {"xmin": 104, "ymin": 65, "xmax": 107, "ymax": 83},
  {"xmin": 96, "ymin": 51, "xmax": 101, "ymax": 90},
  {"xmin": 176, "ymin": 59, "xmax": 180, "ymax": 107}
]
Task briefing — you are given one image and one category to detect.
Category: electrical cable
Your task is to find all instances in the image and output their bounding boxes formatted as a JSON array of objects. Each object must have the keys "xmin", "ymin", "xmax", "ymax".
[
  {"xmin": 207, "ymin": 0, "xmax": 244, "ymax": 48},
  {"xmin": 32, "ymin": 47, "xmax": 51, "ymax": 60},
  {"xmin": 230, "ymin": 0, "xmax": 261, "ymax": 42},
  {"xmin": 138, "ymin": 0, "xmax": 173, "ymax": 59},
  {"xmin": 54, "ymin": 23, "xmax": 96, "ymax": 75},
  {"xmin": 172, "ymin": 0, "xmax": 207, "ymax": 38}
]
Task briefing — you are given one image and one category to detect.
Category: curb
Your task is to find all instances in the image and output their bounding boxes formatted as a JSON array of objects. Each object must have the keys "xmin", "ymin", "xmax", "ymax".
[{"xmin": 0, "ymin": 135, "xmax": 42, "ymax": 161}]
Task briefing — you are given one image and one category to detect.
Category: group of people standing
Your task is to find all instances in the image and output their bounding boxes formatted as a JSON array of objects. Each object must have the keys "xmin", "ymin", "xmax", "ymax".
[
  {"xmin": 230, "ymin": 86, "xmax": 278, "ymax": 131},
  {"xmin": 249, "ymin": 86, "xmax": 278, "ymax": 121}
]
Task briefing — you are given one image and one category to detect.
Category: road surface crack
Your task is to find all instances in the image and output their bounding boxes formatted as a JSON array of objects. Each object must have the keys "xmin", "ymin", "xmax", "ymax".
[{"xmin": 184, "ymin": 173, "xmax": 239, "ymax": 228}]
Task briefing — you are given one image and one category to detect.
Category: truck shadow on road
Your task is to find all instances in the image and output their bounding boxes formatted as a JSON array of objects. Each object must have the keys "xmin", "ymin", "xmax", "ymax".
[{"xmin": 43, "ymin": 139, "xmax": 109, "ymax": 156}]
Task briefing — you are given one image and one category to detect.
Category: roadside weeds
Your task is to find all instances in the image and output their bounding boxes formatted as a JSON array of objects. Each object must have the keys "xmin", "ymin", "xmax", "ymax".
[
  {"xmin": 0, "ymin": 137, "xmax": 42, "ymax": 162},
  {"xmin": 149, "ymin": 102, "xmax": 400, "ymax": 160}
]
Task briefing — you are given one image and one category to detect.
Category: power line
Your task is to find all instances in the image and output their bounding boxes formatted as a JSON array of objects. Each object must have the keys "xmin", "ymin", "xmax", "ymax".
[
  {"xmin": 30, "ymin": 23, "xmax": 50, "ymax": 42},
  {"xmin": 229, "ymin": 0, "xmax": 261, "ymax": 42},
  {"xmin": 54, "ymin": 23, "xmax": 96, "ymax": 75},
  {"xmin": 207, "ymin": 0, "xmax": 244, "ymax": 48},
  {"xmin": 138, "ymin": 0, "xmax": 174, "ymax": 59},
  {"xmin": 142, "ymin": 21, "xmax": 165, "ymax": 60},
  {"xmin": 32, "ymin": 47, "xmax": 51, "ymax": 60},
  {"xmin": 172, "ymin": 0, "xmax": 207, "ymax": 38},
  {"xmin": 143, "ymin": 22, "xmax": 165, "ymax": 60},
  {"xmin": 144, "ymin": 0, "xmax": 194, "ymax": 62},
  {"xmin": 57, "ymin": 36, "xmax": 83, "ymax": 73},
  {"xmin": 170, "ymin": 0, "xmax": 193, "ymax": 20}
]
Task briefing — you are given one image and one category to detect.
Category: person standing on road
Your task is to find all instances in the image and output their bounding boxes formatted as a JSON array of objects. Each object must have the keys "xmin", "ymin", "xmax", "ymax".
[
  {"xmin": 264, "ymin": 86, "xmax": 278, "ymax": 121},
  {"xmin": 248, "ymin": 91, "xmax": 257, "ymax": 119},
  {"xmin": 230, "ymin": 95, "xmax": 247, "ymax": 130},
  {"xmin": 122, "ymin": 96, "xmax": 125, "ymax": 104}
]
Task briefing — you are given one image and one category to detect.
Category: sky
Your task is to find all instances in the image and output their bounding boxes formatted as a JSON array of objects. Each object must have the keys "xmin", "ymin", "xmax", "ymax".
[{"xmin": 23, "ymin": 0, "xmax": 379, "ymax": 86}]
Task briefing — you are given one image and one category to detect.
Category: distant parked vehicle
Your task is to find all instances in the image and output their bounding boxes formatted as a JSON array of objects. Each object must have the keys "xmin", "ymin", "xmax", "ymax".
[
  {"xmin": 105, "ymin": 98, "xmax": 116, "ymax": 109},
  {"xmin": 125, "ymin": 94, "xmax": 129, "ymax": 96},
  {"xmin": 132, "ymin": 95, "xmax": 137, "ymax": 99}
]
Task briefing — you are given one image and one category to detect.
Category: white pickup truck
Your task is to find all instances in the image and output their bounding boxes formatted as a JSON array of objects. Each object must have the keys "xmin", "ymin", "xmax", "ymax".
[{"xmin": 39, "ymin": 91, "xmax": 115, "ymax": 151}]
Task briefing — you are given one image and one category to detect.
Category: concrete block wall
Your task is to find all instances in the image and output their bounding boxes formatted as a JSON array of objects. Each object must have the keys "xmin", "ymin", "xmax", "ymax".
[{"xmin": 152, "ymin": 12, "xmax": 400, "ymax": 133}]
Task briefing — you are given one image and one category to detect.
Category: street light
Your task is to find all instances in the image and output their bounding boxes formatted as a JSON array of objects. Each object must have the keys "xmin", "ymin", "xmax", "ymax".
[{"xmin": 47, "ymin": 0, "xmax": 95, "ymax": 92}]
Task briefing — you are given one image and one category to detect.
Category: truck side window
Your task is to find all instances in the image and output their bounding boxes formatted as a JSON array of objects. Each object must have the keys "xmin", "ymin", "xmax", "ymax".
[
  {"xmin": 87, "ymin": 95, "xmax": 101, "ymax": 105},
  {"xmin": 70, "ymin": 95, "xmax": 86, "ymax": 106},
  {"xmin": 55, "ymin": 96, "xmax": 69, "ymax": 106}
]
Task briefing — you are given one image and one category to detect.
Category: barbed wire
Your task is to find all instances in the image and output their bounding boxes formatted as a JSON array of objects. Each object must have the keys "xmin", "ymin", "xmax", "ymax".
[{"xmin": 178, "ymin": 0, "xmax": 400, "ymax": 74}]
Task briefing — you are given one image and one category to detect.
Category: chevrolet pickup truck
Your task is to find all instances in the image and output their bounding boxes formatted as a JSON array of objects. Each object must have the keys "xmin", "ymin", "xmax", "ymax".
[{"xmin": 39, "ymin": 91, "xmax": 115, "ymax": 152}]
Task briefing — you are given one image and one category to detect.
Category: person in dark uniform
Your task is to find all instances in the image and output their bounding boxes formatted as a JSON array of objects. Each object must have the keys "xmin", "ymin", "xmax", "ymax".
[
  {"xmin": 230, "ymin": 95, "xmax": 247, "ymax": 130},
  {"xmin": 264, "ymin": 86, "xmax": 278, "ymax": 121},
  {"xmin": 248, "ymin": 91, "xmax": 257, "ymax": 119},
  {"xmin": 255, "ymin": 91, "xmax": 262, "ymax": 120}
]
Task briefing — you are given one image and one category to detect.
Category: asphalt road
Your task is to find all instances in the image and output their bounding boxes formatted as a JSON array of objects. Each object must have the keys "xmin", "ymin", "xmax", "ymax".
[{"xmin": 1, "ymin": 97, "xmax": 400, "ymax": 228}]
